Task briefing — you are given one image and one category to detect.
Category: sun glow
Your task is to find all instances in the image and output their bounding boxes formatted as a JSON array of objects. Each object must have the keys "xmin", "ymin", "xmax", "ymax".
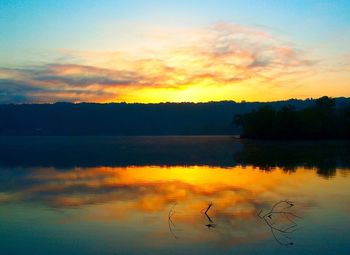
[{"xmin": 2, "ymin": 22, "xmax": 347, "ymax": 104}]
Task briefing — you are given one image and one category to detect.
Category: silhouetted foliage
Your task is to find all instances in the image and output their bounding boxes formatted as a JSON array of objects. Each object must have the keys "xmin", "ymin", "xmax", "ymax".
[
  {"xmin": 234, "ymin": 97, "xmax": 350, "ymax": 139},
  {"xmin": 0, "ymin": 97, "xmax": 349, "ymax": 136},
  {"xmin": 0, "ymin": 102, "xmax": 254, "ymax": 135},
  {"xmin": 0, "ymin": 99, "xmax": 334, "ymax": 136}
]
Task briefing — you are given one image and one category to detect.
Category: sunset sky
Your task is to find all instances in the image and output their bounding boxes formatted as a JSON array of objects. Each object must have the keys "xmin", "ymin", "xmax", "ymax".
[{"xmin": 1, "ymin": 0, "xmax": 350, "ymax": 103}]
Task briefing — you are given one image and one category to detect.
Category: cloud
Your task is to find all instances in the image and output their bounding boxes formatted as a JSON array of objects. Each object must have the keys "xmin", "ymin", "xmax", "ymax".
[
  {"xmin": 31, "ymin": 64, "xmax": 143, "ymax": 87},
  {"xmin": 0, "ymin": 23, "xmax": 316, "ymax": 103},
  {"xmin": 0, "ymin": 77, "xmax": 116, "ymax": 103},
  {"xmin": 0, "ymin": 79, "xmax": 49, "ymax": 103}
]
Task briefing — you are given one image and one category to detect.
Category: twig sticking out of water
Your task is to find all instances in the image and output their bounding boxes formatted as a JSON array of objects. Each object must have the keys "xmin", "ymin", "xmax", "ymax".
[
  {"xmin": 258, "ymin": 200, "xmax": 302, "ymax": 247},
  {"xmin": 168, "ymin": 203, "xmax": 178, "ymax": 239},
  {"xmin": 203, "ymin": 203, "xmax": 216, "ymax": 229}
]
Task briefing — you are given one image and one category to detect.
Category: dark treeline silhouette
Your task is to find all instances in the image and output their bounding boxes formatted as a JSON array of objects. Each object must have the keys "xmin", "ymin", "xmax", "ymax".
[
  {"xmin": 1, "ymin": 98, "xmax": 349, "ymax": 136},
  {"xmin": 234, "ymin": 96, "xmax": 350, "ymax": 139}
]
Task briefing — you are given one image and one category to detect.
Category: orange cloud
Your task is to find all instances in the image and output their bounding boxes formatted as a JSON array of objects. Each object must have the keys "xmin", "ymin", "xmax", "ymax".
[{"xmin": 0, "ymin": 23, "xmax": 319, "ymax": 103}]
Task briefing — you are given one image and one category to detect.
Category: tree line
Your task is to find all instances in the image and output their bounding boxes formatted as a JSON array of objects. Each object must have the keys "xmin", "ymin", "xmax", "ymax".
[
  {"xmin": 234, "ymin": 96, "xmax": 350, "ymax": 139},
  {"xmin": 0, "ymin": 99, "xmax": 317, "ymax": 136}
]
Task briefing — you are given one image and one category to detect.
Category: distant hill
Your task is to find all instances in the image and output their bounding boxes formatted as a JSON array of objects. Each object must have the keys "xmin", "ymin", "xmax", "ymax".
[{"xmin": 0, "ymin": 98, "xmax": 349, "ymax": 135}]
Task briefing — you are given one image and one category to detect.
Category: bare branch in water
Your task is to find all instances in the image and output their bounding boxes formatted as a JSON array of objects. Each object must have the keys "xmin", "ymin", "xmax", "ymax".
[
  {"xmin": 203, "ymin": 203, "xmax": 216, "ymax": 229},
  {"xmin": 168, "ymin": 203, "xmax": 179, "ymax": 239},
  {"xmin": 258, "ymin": 200, "xmax": 302, "ymax": 247}
]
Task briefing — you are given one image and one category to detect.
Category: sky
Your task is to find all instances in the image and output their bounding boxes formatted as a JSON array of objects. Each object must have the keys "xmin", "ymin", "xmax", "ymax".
[{"xmin": 1, "ymin": 0, "xmax": 350, "ymax": 103}]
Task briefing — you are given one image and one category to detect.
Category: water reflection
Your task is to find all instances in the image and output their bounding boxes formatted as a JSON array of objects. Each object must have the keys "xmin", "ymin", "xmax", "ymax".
[
  {"xmin": 168, "ymin": 203, "xmax": 179, "ymax": 239},
  {"xmin": 203, "ymin": 203, "xmax": 216, "ymax": 229},
  {"xmin": 234, "ymin": 140, "xmax": 350, "ymax": 178},
  {"xmin": 258, "ymin": 200, "xmax": 302, "ymax": 246},
  {"xmin": 0, "ymin": 165, "xmax": 315, "ymax": 210},
  {"xmin": 1, "ymin": 136, "xmax": 349, "ymax": 178},
  {"xmin": 0, "ymin": 137, "xmax": 350, "ymax": 254},
  {"xmin": 1, "ymin": 165, "xmax": 347, "ymax": 244}
]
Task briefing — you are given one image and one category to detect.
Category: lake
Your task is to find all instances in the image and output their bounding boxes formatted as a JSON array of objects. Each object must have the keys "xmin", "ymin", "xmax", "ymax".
[{"xmin": 0, "ymin": 136, "xmax": 349, "ymax": 254}]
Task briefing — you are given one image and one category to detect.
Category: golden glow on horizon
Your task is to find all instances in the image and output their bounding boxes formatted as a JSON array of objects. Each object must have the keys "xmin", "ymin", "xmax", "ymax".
[{"xmin": 1, "ymin": 23, "xmax": 349, "ymax": 103}]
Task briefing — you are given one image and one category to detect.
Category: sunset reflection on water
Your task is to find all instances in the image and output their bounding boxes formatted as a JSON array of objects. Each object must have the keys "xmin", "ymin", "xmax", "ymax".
[
  {"xmin": 1, "ymin": 165, "xmax": 350, "ymax": 252},
  {"xmin": 1, "ymin": 137, "xmax": 350, "ymax": 254}
]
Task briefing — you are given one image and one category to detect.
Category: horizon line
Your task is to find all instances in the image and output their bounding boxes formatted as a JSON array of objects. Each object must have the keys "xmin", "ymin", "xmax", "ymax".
[{"xmin": 1, "ymin": 96, "xmax": 349, "ymax": 106}]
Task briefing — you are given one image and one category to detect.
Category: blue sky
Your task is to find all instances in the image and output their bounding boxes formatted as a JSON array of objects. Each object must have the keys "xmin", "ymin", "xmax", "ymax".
[
  {"xmin": 1, "ymin": 0, "xmax": 350, "ymax": 103},
  {"xmin": 1, "ymin": 0, "xmax": 349, "ymax": 55}
]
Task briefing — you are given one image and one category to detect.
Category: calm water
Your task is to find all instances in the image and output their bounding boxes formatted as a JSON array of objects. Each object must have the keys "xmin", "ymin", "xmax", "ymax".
[{"xmin": 0, "ymin": 136, "xmax": 349, "ymax": 254}]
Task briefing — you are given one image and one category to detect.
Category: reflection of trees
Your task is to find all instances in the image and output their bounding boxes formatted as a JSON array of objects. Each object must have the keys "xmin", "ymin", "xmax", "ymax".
[
  {"xmin": 2, "ymin": 136, "xmax": 349, "ymax": 179},
  {"xmin": 234, "ymin": 140, "xmax": 350, "ymax": 178}
]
